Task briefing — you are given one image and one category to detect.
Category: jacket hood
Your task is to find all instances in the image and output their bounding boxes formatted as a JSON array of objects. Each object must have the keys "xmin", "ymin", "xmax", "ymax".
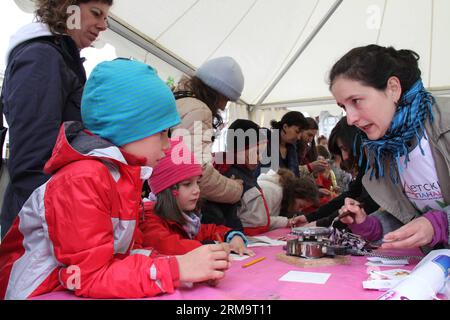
[
  {"xmin": 6, "ymin": 22, "xmax": 53, "ymax": 63},
  {"xmin": 44, "ymin": 121, "xmax": 148, "ymax": 175},
  {"xmin": 257, "ymin": 169, "xmax": 280, "ymax": 185}
]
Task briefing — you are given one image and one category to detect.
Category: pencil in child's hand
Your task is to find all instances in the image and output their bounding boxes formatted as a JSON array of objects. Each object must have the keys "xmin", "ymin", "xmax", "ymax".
[
  {"xmin": 215, "ymin": 233, "xmax": 222, "ymax": 243},
  {"xmin": 242, "ymin": 257, "xmax": 265, "ymax": 268}
]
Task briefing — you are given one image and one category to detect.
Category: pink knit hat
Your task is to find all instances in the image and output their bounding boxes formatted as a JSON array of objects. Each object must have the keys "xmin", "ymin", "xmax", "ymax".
[{"xmin": 149, "ymin": 137, "xmax": 203, "ymax": 195}]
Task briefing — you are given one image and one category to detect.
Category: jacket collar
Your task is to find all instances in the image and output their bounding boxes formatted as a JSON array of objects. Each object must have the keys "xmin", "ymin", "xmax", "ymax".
[{"xmin": 44, "ymin": 121, "xmax": 150, "ymax": 176}]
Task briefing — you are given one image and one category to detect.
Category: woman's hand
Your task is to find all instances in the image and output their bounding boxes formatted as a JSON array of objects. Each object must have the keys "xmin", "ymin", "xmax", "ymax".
[
  {"xmin": 381, "ymin": 217, "xmax": 434, "ymax": 249},
  {"xmin": 229, "ymin": 236, "xmax": 255, "ymax": 257},
  {"xmin": 176, "ymin": 243, "xmax": 231, "ymax": 283},
  {"xmin": 338, "ymin": 197, "xmax": 367, "ymax": 225},
  {"xmin": 309, "ymin": 160, "xmax": 329, "ymax": 173}
]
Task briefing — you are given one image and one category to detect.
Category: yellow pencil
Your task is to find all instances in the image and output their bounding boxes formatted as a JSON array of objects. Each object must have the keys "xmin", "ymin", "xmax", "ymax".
[{"xmin": 242, "ymin": 257, "xmax": 266, "ymax": 268}]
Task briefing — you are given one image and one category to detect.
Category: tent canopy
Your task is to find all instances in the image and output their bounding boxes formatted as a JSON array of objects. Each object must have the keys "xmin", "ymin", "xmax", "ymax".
[
  {"xmin": 9, "ymin": 0, "xmax": 450, "ymax": 113},
  {"xmin": 106, "ymin": 0, "xmax": 450, "ymax": 109}
]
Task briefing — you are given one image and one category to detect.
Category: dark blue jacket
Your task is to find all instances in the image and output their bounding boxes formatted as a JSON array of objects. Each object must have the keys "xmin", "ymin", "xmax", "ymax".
[
  {"xmin": 257, "ymin": 128, "xmax": 300, "ymax": 177},
  {"xmin": 1, "ymin": 32, "xmax": 86, "ymax": 238}
]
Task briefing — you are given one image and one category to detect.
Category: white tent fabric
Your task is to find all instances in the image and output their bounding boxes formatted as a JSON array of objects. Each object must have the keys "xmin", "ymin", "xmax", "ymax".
[
  {"xmin": 5, "ymin": 0, "xmax": 450, "ymax": 116},
  {"xmin": 106, "ymin": 0, "xmax": 450, "ymax": 108}
]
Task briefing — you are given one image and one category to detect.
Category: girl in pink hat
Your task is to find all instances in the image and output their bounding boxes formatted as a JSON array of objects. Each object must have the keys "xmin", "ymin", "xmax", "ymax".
[{"xmin": 140, "ymin": 138, "xmax": 254, "ymax": 257}]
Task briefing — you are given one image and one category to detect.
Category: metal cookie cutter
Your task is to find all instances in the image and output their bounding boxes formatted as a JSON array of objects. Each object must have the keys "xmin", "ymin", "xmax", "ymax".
[{"xmin": 287, "ymin": 239, "xmax": 326, "ymax": 259}]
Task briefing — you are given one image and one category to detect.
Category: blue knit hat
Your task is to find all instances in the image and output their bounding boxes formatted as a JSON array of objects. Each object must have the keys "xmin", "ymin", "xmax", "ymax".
[
  {"xmin": 81, "ymin": 58, "xmax": 180, "ymax": 146},
  {"xmin": 196, "ymin": 57, "xmax": 244, "ymax": 101}
]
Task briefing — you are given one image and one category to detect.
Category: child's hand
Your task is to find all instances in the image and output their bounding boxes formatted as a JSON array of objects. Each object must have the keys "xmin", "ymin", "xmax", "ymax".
[
  {"xmin": 176, "ymin": 243, "xmax": 231, "ymax": 283},
  {"xmin": 309, "ymin": 160, "xmax": 329, "ymax": 173},
  {"xmin": 338, "ymin": 197, "xmax": 367, "ymax": 225},
  {"xmin": 229, "ymin": 236, "xmax": 255, "ymax": 257},
  {"xmin": 288, "ymin": 215, "xmax": 308, "ymax": 227},
  {"xmin": 319, "ymin": 188, "xmax": 332, "ymax": 197}
]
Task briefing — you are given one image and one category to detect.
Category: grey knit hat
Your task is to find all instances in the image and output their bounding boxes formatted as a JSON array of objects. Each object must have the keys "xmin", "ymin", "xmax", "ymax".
[{"xmin": 196, "ymin": 56, "xmax": 244, "ymax": 101}]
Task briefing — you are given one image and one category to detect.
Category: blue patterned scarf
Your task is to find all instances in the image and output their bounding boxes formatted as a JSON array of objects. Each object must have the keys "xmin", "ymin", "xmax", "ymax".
[{"xmin": 358, "ymin": 80, "xmax": 434, "ymax": 183}]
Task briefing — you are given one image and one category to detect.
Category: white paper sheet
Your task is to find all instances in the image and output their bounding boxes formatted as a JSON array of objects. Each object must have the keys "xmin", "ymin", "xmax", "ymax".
[
  {"xmin": 247, "ymin": 236, "xmax": 286, "ymax": 247},
  {"xmin": 279, "ymin": 271, "xmax": 331, "ymax": 284},
  {"xmin": 230, "ymin": 253, "xmax": 251, "ymax": 261}
]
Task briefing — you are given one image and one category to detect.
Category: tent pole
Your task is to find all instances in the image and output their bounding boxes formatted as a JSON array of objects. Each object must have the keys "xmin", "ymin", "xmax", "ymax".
[
  {"xmin": 255, "ymin": 0, "xmax": 343, "ymax": 107},
  {"xmin": 107, "ymin": 15, "xmax": 250, "ymax": 106},
  {"xmin": 108, "ymin": 15, "xmax": 196, "ymax": 77}
]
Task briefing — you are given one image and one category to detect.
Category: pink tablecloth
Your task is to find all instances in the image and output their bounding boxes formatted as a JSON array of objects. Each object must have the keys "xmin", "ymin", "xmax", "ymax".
[{"xmin": 32, "ymin": 228, "xmax": 422, "ymax": 300}]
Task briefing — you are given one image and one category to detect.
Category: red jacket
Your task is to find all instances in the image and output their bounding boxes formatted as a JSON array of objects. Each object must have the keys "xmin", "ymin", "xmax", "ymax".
[
  {"xmin": 0, "ymin": 122, "xmax": 180, "ymax": 300},
  {"xmin": 140, "ymin": 202, "xmax": 231, "ymax": 255}
]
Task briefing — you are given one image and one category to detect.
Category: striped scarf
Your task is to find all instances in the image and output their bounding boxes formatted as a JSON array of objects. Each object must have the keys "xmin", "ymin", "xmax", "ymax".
[
  {"xmin": 358, "ymin": 80, "xmax": 434, "ymax": 183},
  {"xmin": 181, "ymin": 212, "xmax": 202, "ymax": 239}
]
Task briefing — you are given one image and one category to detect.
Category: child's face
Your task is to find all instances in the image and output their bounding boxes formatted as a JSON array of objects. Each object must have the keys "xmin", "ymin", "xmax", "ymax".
[
  {"xmin": 331, "ymin": 77, "xmax": 400, "ymax": 140},
  {"xmin": 121, "ymin": 131, "xmax": 170, "ymax": 167},
  {"xmin": 300, "ymin": 129, "xmax": 317, "ymax": 144},
  {"xmin": 176, "ymin": 176, "xmax": 201, "ymax": 212},
  {"xmin": 290, "ymin": 198, "xmax": 313, "ymax": 212},
  {"xmin": 336, "ymin": 138, "xmax": 350, "ymax": 162}
]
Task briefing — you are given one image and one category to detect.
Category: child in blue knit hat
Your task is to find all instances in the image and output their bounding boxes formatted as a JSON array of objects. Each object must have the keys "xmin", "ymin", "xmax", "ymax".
[{"xmin": 0, "ymin": 58, "xmax": 231, "ymax": 300}]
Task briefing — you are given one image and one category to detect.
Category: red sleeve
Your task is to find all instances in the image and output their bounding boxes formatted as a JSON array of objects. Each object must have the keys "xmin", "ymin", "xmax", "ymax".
[
  {"xmin": 44, "ymin": 164, "xmax": 179, "ymax": 299},
  {"xmin": 195, "ymin": 224, "xmax": 231, "ymax": 242},
  {"xmin": 140, "ymin": 202, "xmax": 203, "ymax": 255}
]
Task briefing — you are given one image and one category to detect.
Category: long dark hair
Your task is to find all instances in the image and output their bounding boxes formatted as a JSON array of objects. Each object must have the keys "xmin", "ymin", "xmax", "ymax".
[
  {"xmin": 329, "ymin": 44, "xmax": 421, "ymax": 94},
  {"xmin": 154, "ymin": 187, "xmax": 201, "ymax": 225},
  {"xmin": 270, "ymin": 111, "xmax": 308, "ymax": 131},
  {"xmin": 176, "ymin": 76, "xmax": 224, "ymax": 129},
  {"xmin": 328, "ymin": 116, "xmax": 367, "ymax": 172},
  {"xmin": 297, "ymin": 117, "xmax": 318, "ymax": 164}
]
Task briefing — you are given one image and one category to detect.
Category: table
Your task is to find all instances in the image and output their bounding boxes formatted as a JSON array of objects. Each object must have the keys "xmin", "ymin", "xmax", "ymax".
[{"xmin": 32, "ymin": 228, "xmax": 423, "ymax": 300}]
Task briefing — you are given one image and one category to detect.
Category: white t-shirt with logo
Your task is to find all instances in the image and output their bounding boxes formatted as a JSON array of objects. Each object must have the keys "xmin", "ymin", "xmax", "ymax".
[{"xmin": 398, "ymin": 133, "xmax": 446, "ymax": 213}]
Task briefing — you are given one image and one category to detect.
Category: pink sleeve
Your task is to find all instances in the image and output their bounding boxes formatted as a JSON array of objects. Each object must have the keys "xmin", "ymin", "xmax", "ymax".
[
  {"xmin": 423, "ymin": 210, "xmax": 449, "ymax": 247},
  {"xmin": 349, "ymin": 215, "xmax": 383, "ymax": 242}
]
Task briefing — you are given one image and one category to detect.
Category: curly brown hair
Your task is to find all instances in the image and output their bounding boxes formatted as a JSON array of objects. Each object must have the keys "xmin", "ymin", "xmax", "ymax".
[
  {"xmin": 277, "ymin": 169, "xmax": 319, "ymax": 217},
  {"xmin": 35, "ymin": 0, "xmax": 113, "ymax": 34},
  {"xmin": 176, "ymin": 76, "xmax": 224, "ymax": 129}
]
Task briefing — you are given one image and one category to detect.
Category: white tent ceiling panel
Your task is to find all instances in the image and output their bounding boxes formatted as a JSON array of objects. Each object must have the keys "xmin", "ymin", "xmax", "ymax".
[
  {"xmin": 9, "ymin": 0, "xmax": 450, "ymax": 110},
  {"xmin": 264, "ymin": 0, "xmax": 384, "ymax": 104},
  {"xmin": 107, "ymin": 0, "xmax": 450, "ymax": 107},
  {"xmin": 431, "ymin": 0, "xmax": 450, "ymax": 88},
  {"xmin": 97, "ymin": 29, "xmax": 185, "ymax": 83},
  {"xmin": 110, "ymin": 0, "xmax": 199, "ymax": 40}
]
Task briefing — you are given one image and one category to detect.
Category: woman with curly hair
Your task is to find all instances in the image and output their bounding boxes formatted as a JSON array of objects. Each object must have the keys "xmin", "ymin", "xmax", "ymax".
[{"xmin": 1, "ymin": 0, "xmax": 112, "ymax": 238}]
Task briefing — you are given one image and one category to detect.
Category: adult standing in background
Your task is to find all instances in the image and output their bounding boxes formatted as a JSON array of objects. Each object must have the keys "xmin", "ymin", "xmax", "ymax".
[
  {"xmin": 257, "ymin": 111, "xmax": 308, "ymax": 177},
  {"xmin": 297, "ymin": 117, "xmax": 329, "ymax": 176},
  {"xmin": 171, "ymin": 57, "xmax": 244, "ymax": 204},
  {"xmin": 1, "ymin": 0, "xmax": 112, "ymax": 238}
]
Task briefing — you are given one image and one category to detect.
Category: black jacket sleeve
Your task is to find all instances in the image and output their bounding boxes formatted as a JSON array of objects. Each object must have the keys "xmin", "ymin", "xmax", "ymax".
[
  {"xmin": 4, "ymin": 42, "xmax": 70, "ymax": 198},
  {"xmin": 306, "ymin": 171, "xmax": 380, "ymax": 223}
]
